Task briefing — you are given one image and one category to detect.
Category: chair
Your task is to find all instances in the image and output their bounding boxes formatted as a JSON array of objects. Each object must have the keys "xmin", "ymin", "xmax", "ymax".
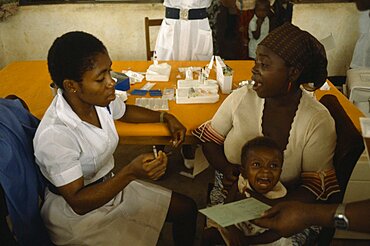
[
  {"xmin": 144, "ymin": 17, "xmax": 163, "ymax": 61},
  {"xmin": 0, "ymin": 96, "xmax": 52, "ymax": 245},
  {"xmin": 317, "ymin": 94, "xmax": 365, "ymax": 245}
]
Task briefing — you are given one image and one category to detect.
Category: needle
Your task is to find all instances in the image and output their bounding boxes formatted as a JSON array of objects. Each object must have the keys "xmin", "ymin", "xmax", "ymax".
[{"xmin": 152, "ymin": 145, "xmax": 158, "ymax": 158}]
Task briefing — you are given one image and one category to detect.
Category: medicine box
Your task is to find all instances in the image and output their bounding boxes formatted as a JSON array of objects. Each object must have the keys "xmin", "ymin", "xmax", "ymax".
[
  {"xmin": 346, "ymin": 68, "xmax": 370, "ymax": 117},
  {"xmin": 215, "ymin": 56, "xmax": 233, "ymax": 94}
]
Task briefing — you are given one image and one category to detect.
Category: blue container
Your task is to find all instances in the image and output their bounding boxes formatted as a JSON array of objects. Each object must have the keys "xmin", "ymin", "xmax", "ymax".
[
  {"xmin": 111, "ymin": 71, "xmax": 130, "ymax": 91},
  {"xmin": 115, "ymin": 77, "xmax": 130, "ymax": 91}
]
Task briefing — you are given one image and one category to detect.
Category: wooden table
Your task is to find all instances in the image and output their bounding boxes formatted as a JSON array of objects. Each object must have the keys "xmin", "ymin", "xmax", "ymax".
[{"xmin": 0, "ymin": 60, "xmax": 364, "ymax": 145}]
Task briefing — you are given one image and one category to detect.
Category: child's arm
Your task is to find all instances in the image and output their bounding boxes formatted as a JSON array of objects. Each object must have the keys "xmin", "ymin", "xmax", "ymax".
[{"xmin": 225, "ymin": 180, "xmax": 246, "ymax": 203}]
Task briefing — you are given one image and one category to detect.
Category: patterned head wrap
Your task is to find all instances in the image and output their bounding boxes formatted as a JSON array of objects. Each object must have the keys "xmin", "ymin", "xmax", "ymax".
[{"xmin": 259, "ymin": 23, "xmax": 328, "ymax": 89}]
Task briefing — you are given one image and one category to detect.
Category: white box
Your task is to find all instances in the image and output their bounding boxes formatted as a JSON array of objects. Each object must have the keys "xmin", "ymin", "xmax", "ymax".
[
  {"xmin": 215, "ymin": 56, "xmax": 233, "ymax": 94},
  {"xmin": 346, "ymin": 68, "xmax": 370, "ymax": 117}
]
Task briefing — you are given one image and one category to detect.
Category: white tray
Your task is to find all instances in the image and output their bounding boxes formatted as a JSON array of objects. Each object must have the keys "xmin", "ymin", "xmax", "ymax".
[
  {"xmin": 177, "ymin": 79, "xmax": 219, "ymax": 89},
  {"xmin": 176, "ymin": 87, "xmax": 219, "ymax": 104}
]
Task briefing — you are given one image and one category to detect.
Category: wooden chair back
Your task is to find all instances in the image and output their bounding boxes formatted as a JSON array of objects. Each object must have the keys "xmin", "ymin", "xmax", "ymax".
[{"xmin": 144, "ymin": 17, "xmax": 163, "ymax": 61}]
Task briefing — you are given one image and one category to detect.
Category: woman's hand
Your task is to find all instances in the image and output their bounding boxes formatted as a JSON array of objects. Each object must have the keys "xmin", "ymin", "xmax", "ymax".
[
  {"xmin": 163, "ymin": 113, "xmax": 186, "ymax": 148},
  {"xmin": 252, "ymin": 201, "xmax": 313, "ymax": 237},
  {"xmin": 129, "ymin": 151, "xmax": 168, "ymax": 180}
]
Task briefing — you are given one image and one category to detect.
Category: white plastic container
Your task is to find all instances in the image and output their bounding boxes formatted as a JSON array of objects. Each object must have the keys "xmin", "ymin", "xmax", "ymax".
[
  {"xmin": 215, "ymin": 56, "xmax": 233, "ymax": 94},
  {"xmin": 175, "ymin": 87, "xmax": 219, "ymax": 104}
]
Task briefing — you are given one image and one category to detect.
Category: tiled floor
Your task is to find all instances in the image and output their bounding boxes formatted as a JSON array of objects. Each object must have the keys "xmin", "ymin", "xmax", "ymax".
[{"xmin": 113, "ymin": 144, "xmax": 370, "ymax": 246}]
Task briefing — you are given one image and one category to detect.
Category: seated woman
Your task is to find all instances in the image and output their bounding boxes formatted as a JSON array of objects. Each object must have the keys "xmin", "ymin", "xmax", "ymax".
[
  {"xmin": 33, "ymin": 31, "xmax": 197, "ymax": 246},
  {"xmin": 194, "ymin": 22, "xmax": 340, "ymax": 241}
]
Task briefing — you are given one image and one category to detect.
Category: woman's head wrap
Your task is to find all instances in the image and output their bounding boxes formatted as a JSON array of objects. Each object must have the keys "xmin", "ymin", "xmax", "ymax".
[{"xmin": 259, "ymin": 23, "xmax": 327, "ymax": 89}]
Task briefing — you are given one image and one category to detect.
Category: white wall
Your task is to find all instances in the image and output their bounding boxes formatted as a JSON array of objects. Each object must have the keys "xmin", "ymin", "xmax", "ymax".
[
  {"xmin": 292, "ymin": 2, "xmax": 360, "ymax": 76},
  {"xmin": 0, "ymin": 2, "xmax": 362, "ymax": 76},
  {"xmin": 0, "ymin": 3, "xmax": 164, "ymax": 68}
]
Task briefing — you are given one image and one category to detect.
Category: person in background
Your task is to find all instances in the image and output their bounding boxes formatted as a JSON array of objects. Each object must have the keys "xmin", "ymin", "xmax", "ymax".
[
  {"xmin": 350, "ymin": 1, "xmax": 370, "ymax": 69},
  {"xmin": 193, "ymin": 22, "xmax": 339, "ymax": 244},
  {"xmin": 208, "ymin": 0, "xmax": 291, "ymax": 60},
  {"xmin": 34, "ymin": 31, "xmax": 197, "ymax": 246},
  {"xmin": 208, "ymin": 0, "xmax": 240, "ymax": 60},
  {"xmin": 155, "ymin": 0, "xmax": 213, "ymax": 61},
  {"xmin": 155, "ymin": 0, "xmax": 213, "ymax": 169},
  {"xmin": 252, "ymin": 0, "xmax": 370, "ymax": 237},
  {"xmin": 248, "ymin": 0, "xmax": 272, "ymax": 59}
]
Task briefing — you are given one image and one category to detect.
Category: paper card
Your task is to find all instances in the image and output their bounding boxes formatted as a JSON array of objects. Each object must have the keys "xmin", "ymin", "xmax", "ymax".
[{"xmin": 199, "ymin": 198, "xmax": 271, "ymax": 227}]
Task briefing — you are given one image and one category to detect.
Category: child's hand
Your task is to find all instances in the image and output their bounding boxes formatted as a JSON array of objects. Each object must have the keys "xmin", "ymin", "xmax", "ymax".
[{"xmin": 221, "ymin": 164, "xmax": 240, "ymax": 190}]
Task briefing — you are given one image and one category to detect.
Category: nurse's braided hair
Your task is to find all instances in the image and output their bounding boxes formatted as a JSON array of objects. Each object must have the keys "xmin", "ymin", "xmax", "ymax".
[{"xmin": 47, "ymin": 31, "xmax": 107, "ymax": 90}]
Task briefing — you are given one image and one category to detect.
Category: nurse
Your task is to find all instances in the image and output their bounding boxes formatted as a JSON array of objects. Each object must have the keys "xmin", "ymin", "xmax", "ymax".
[
  {"xmin": 155, "ymin": 0, "xmax": 213, "ymax": 61},
  {"xmin": 34, "ymin": 31, "xmax": 197, "ymax": 246}
]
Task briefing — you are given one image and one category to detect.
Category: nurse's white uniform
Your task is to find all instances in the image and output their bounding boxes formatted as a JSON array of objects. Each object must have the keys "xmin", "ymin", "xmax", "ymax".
[
  {"xmin": 33, "ymin": 89, "xmax": 171, "ymax": 246},
  {"xmin": 155, "ymin": 0, "xmax": 213, "ymax": 61},
  {"xmin": 351, "ymin": 10, "xmax": 370, "ymax": 68}
]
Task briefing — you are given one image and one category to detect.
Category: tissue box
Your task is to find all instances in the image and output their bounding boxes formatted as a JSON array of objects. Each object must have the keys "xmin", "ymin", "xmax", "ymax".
[
  {"xmin": 146, "ymin": 63, "xmax": 171, "ymax": 82},
  {"xmin": 215, "ymin": 56, "xmax": 233, "ymax": 94}
]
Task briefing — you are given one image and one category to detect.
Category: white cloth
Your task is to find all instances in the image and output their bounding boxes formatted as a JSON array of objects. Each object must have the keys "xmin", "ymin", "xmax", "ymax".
[
  {"xmin": 248, "ymin": 15, "xmax": 270, "ymax": 59},
  {"xmin": 155, "ymin": 0, "xmax": 213, "ymax": 61},
  {"xmin": 210, "ymin": 86, "xmax": 336, "ymax": 188},
  {"xmin": 34, "ymin": 89, "xmax": 171, "ymax": 245},
  {"xmin": 350, "ymin": 10, "xmax": 370, "ymax": 68},
  {"xmin": 237, "ymin": 175, "xmax": 287, "ymax": 199}
]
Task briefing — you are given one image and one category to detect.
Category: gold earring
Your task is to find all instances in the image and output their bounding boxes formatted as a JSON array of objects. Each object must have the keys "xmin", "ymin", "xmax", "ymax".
[{"xmin": 287, "ymin": 81, "xmax": 292, "ymax": 92}]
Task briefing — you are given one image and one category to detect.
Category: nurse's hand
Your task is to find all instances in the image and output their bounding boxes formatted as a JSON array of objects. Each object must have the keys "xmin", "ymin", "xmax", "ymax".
[
  {"xmin": 129, "ymin": 151, "xmax": 168, "ymax": 180},
  {"xmin": 162, "ymin": 113, "xmax": 186, "ymax": 148}
]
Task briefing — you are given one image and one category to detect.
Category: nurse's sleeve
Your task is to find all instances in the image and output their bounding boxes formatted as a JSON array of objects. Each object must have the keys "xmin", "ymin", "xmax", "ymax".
[
  {"xmin": 34, "ymin": 126, "xmax": 83, "ymax": 187},
  {"xmin": 300, "ymin": 110, "xmax": 340, "ymax": 200},
  {"xmin": 109, "ymin": 96, "xmax": 126, "ymax": 120}
]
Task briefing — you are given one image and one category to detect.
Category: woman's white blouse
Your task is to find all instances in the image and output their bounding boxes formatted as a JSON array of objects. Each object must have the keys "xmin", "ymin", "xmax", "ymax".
[{"xmin": 34, "ymin": 89, "xmax": 125, "ymax": 187}]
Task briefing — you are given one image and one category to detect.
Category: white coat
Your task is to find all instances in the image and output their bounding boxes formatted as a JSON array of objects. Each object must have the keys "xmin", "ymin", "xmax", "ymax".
[
  {"xmin": 351, "ymin": 10, "xmax": 370, "ymax": 68},
  {"xmin": 33, "ymin": 90, "xmax": 171, "ymax": 246},
  {"xmin": 155, "ymin": 0, "xmax": 213, "ymax": 61}
]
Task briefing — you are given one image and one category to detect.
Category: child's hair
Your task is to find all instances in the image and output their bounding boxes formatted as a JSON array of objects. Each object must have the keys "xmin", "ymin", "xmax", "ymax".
[{"xmin": 241, "ymin": 136, "xmax": 283, "ymax": 167}]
